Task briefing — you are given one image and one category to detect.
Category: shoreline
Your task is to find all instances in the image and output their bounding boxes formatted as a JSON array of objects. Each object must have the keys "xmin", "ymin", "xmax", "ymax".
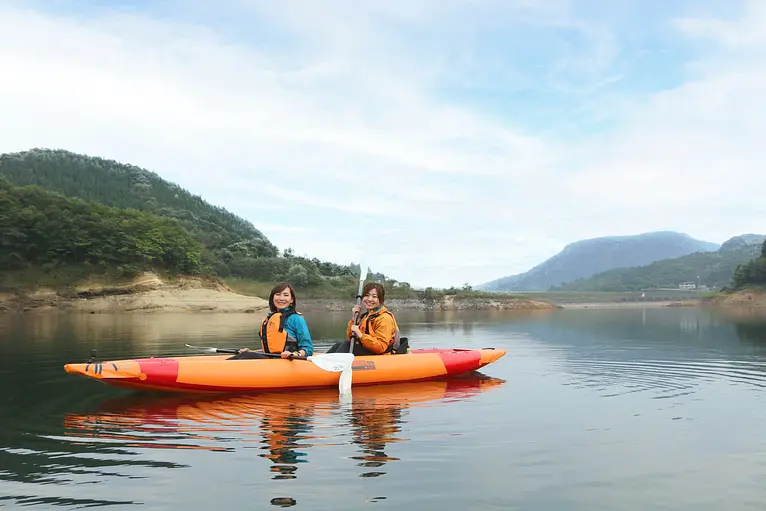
[
  {"xmin": 558, "ymin": 300, "xmax": 701, "ymax": 309},
  {"xmin": 0, "ymin": 273, "xmax": 270, "ymax": 314},
  {"xmin": 1, "ymin": 273, "xmax": 764, "ymax": 314},
  {"xmin": 299, "ymin": 296, "xmax": 562, "ymax": 312}
]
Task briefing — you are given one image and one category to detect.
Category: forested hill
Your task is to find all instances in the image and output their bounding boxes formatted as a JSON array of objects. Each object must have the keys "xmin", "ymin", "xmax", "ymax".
[
  {"xmin": 0, "ymin": 177, "xmax": 202, "ymax": 276},
  {"xmin": 477, "ymin": 231, "xmax": 720, "ymax": 292},
  {"xmin": 731, "ymin": 238, "xmax": 766, "ymax": 289},
  {"xmin": 552, "ymin": 234, "xmax": 766, "ymax": 292},
  {"xmin": 0, "ymin": 148, "xmax": 378, "ymax": 289},
  {"xmin": 0, "ymin": 149, "xmax": 277, "ymax": 256}
]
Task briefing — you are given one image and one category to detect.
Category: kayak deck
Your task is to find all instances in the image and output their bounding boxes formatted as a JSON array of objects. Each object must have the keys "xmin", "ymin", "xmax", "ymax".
[{"xmin": 64, "ymin": 347, "xmax": 506, "ymax": 393}]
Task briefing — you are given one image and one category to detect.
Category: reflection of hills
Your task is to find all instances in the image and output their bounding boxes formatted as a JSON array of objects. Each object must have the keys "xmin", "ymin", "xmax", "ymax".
[
  {"xmin": 733, "ymin": 320, "xmax": 766, "ymax": 348},
  {"xmin": 502, "ymin": 309, "xmax": 766, "ymax": 395},
  {"xmin": 515, "ymin": 309, "xmax": 742, "ymax": 354}
]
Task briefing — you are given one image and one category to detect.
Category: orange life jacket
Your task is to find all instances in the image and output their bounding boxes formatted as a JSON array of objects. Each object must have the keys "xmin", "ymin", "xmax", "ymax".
[
  {"xmin": 259, "ymin": 309, "xmax": 301, "ymax": 353},
  {"xmin": 358, "ymin": 308, "xmax": 408, "ymax": 354}
]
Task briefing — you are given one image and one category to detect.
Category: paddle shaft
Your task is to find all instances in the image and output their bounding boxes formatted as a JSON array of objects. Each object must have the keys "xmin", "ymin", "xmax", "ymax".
[
  {"xmin": 235, "ymin": 350, "xmax": 307, "ymax": 360},
  {"xmin": 192, "ymin": 346, "xmax": 307, "ymax": 360},
  {"xmin": 349, "ymin": 268, "xmax": 367, "ymax": 354}
]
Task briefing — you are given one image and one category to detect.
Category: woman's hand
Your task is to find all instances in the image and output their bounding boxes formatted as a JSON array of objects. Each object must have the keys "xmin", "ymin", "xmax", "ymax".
[
  {"xmin": 352, "ymin": 305, "xmax": 361, "ymax": 316},
  {"xmin": 237, "ymin": 347, "xmax": 250, "ymax": 354},
  {"xmin": 281, "ymin": 350, "xmax": 305, "ymax": 359},
  {"xmin": 350, "ymin": 325, "xmax": 362, "ymax": 338}
]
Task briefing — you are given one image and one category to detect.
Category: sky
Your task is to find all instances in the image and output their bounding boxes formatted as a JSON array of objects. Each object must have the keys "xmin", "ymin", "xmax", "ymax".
[{"xmin": 0, "ymin": 0, "xmax": 764, "ymax": 288}]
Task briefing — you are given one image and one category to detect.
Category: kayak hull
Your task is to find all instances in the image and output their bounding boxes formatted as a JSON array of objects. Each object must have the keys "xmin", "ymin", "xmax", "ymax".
[{"xmin": 64, "ymin": 347, "xmax": 506, "ymax": 394}]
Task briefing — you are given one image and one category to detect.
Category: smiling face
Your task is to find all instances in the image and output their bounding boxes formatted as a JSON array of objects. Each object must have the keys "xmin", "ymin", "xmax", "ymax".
[
  {"xmin": 269, "ymin": 282, "xmax": 296, "ymax": 312},
  {"xmin": 362, "ymin": 288, "xmax": 381, "ymax": 310},
  {"xmin": 273, "ymin": 288, "xmax": 293, "ymax": 309}
]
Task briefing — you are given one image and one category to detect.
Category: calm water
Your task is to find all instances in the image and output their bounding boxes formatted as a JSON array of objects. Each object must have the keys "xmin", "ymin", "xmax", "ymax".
[{"xmin": 2, "ymin": 307, "xmax": 766, "ymax": 510}]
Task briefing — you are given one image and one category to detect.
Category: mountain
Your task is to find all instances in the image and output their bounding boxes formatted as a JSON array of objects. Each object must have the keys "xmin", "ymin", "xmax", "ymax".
[
  {"xmin": 552, "ymin": 234, "xmax": 765, "ymax": 292},
  {"xmin": 719, "ymin": 233, "xmax": 766, "ymax": 252},
  {"xmin": 0, "ymin": 148, "xmax": 363, "ymax": 286},
  {"xmin": 477, "ymin": 231, "xmax": 720, "ymax": 292},
  {"xmin": 0, "ymin": 148, "xmax": 278, "ymax": 257}
]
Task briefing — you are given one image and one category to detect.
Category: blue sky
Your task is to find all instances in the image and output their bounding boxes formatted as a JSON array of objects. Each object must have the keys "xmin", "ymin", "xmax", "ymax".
[{"xmin": 1, "ymin": 0, "xmax": 764, "ymax": 288}]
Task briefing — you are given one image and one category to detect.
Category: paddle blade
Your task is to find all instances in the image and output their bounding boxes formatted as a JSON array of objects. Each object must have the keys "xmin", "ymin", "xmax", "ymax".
[
  {"xmin": 185, "ymin": 343, "xmax": 239, "ymax": 355},
  {"xmin": 307, "ymin": 353, "xmax": 354, "ymax": 373},
  {"xmin": 185, "ymin": 343, "xmax": 218, "ymax": 354},
  {"xmin": 339, "ymin": 367, "xmax": 353, "ymax": 394}
]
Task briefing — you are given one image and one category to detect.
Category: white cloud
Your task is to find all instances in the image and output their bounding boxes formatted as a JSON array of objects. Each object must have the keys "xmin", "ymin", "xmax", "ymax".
[{"xmin": 0, "ymin": 0, "xmax": 763, "ymax": 288}]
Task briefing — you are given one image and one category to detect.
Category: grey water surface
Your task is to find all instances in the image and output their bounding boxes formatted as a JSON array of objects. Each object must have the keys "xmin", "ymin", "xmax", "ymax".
[{"xmin": 1, "ymin": 306, "xmax": 766, "ymax": 510}]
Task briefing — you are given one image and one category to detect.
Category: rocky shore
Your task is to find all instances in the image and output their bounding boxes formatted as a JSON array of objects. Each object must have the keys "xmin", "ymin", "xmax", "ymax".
[
  {"xmin": 708, "ymin": 288, "xmax": 766, "ymax": 308},
  {"xmin": 0, "ymin": 273, "xmax": 560, "ymax": 313},
  {"xmin": 4, "ymin": 272, "xmax": 761, "ymax": 314},
  {"xmin": 0, "ymin": 273, "xmax": 269, "ymax": 313}
]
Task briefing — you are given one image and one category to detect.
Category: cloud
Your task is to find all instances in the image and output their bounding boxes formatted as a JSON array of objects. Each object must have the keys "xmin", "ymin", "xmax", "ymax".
[{"xmin": 0, "ymin": 0, "xmax": 763, "ymax": 288}]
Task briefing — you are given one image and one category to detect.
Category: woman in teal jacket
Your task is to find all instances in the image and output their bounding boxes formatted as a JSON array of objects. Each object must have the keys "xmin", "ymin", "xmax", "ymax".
[{"xmin": 230, "ymin": 282, "xmax": 314, "ymax": 359}]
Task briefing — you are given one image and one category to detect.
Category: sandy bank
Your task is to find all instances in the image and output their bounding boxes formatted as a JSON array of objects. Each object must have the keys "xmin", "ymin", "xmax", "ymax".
[
  {"xmin": 711, "ymin": 289, "xmax": 766, "ymax": 308},
  {"xmin": 0, "ymin": 273, "xmax": 269, "ymax": 313}
]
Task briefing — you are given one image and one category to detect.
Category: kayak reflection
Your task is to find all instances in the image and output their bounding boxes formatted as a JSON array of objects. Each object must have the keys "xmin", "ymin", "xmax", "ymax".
[{"xmin": 64, "ymin": 373, "xmax": 505, "ymax": 481}]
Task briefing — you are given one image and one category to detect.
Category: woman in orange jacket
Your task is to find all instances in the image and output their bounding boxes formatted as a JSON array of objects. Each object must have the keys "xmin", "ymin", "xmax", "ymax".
[{"xmin": 327, "ymin": 283, "xmax": 406, "ymax": 355}]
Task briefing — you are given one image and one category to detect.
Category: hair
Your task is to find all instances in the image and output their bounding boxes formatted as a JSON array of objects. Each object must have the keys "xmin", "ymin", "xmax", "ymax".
[
  {"xmin": 269, "ymin": 281, "xmax": 296, "ymax": 312},
  {"xmin": 362, "ymin": 282, "xmax": 385, "ymax": 304}
]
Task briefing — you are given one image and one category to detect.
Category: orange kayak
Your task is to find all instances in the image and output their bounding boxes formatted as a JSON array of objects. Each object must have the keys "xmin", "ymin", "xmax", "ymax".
[{"xmin": 63, "ymin": 347, "xmax": 506, "ymax": 393}]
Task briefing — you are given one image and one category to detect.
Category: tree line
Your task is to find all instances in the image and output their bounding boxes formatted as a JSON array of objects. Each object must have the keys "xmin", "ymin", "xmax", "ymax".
[
  {"xmin": 731, "ymin": 240, "xmax": 766, "ymax": 289},
  {"xmin": 0, "ymin": 177, "xmax": 202, "ymax": 277},
  {"xmin": 0, "ymin": 150, "xmax": 380, "ymax": 288},
  {"xmin": 0, "ymin": 176, "xmax": 416, "ymax": 295}
]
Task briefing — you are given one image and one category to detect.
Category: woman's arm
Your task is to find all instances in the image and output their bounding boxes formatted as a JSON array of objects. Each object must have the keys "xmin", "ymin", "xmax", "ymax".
[{"xmin": 289, "ymin": 315, "xmax": 314, "ymax": 356}]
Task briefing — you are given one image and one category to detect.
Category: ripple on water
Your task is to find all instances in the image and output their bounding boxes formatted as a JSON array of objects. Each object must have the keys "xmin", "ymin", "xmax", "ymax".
[{"xmin": 557, "ymin": 354, "xmax": 766, "ymax": 398}]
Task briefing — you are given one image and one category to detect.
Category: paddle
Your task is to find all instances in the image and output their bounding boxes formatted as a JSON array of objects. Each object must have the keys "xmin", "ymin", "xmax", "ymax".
[
  {"xmin": 184, "ymin": 344, "xmax": 354, "ymax": 373},
  {"xmin": 339, "ymin": 263, "xmax": 369, "ymax": 395}
]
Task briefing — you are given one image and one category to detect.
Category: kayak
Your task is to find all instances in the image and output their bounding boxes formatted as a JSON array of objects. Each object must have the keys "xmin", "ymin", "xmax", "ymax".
[{"xmin": 63, "ymin": 347, "xmax": 506, "ymax": 393}]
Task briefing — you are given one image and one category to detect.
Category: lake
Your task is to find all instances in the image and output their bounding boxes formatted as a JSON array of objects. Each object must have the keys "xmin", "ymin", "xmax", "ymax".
[{"xmin": 2, "ymin": 306, "xmax": 766, "ymax": 510}]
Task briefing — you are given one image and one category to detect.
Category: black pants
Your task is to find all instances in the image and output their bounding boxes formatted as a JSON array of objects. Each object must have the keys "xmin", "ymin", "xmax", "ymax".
[
  {"xmin": 226, "ymin": 351, "xmax": 271, "ymax": 360},
  {"xmin": 326, "ymin": 340, "xmax": 379, "ymax": 356}
]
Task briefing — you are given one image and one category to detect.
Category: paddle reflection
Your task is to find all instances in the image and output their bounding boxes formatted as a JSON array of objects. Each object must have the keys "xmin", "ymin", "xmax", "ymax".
[{"xmin": 63, "ymin": 373, "xmax": 505, "ymax": 483}]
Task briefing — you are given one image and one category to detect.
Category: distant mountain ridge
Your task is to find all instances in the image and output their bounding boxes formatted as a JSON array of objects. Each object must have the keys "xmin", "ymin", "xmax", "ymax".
[
  {"xmin": 552, "ymin": 234, "xmax": 765, "ymax": 292},
  {"xmin": 477, "ymin": 231, "xmax": 720, "ymax": 292}
]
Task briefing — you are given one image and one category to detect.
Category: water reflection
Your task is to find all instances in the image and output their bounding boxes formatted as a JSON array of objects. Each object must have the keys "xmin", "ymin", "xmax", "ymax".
[
  {"xmin": 8, "ymin": 306, "xmax": 766, "ymax": 510},
  {"xmin": 509, "ymin": 308, "xmax": 766, "ymax": 397},
  {"xmin": 59, "ymin": 375, "xmax": 503, "ymax": 505},
  {"xmin": 736, "ymin": 321, "xmax": 766, "ymax": 344}
]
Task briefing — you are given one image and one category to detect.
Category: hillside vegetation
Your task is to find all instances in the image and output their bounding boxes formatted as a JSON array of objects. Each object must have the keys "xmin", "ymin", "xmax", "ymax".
[
  {"xmin": 0, "ymin": 150, "xmax": 370, "ymax": 294},
  {"xmin": 552, "ymin": 235, "xmax": 765, "ymax": 292},
  {"xmin": 0, "ymin": 149, "xmax": 278, "ymax": 268},
  {"xmin": 478, "ymin": 231, "xmax": 719, "ymax": 292},
  {"xmin": 0, "ymin": 149, "xmax": 498, "ymax": 301},
  {"xmin": 0, "ymin": 178, "xmax": 203, "ymax": 286},
  {"xmin": 731, "ymin": 239, "xmax": 766, "ymax": 290}
]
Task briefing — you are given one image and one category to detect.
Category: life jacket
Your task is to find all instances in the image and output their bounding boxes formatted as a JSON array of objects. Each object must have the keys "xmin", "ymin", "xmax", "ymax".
[
  {"xmin": 259, "ymin": 309, "xmax": 301, "ymax": 354},
  {"xmin": 358, "ymin": 307, "xmax": 409, "ymax": 354}
]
